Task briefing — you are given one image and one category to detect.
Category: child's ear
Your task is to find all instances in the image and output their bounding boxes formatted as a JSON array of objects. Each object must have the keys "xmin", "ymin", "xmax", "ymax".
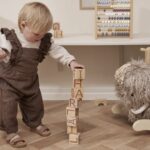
[{"xmin": 20, "ymin": 21, "xmax": 26, "ymax": 30}]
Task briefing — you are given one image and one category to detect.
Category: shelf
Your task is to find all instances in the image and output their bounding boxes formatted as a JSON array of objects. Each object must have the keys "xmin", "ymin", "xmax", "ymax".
[{"xmin": 54, "ymin": 34, "xmax": 150, "ymax": 46}]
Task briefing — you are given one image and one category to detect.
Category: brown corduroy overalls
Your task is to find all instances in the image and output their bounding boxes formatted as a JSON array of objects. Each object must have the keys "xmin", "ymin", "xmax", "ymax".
[{"xmin": 0, "ymin": 28, "xmax": 52, "ymax": 134}]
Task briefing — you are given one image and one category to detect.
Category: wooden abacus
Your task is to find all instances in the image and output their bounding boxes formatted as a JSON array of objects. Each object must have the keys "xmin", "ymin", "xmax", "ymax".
[
  {"xmin": 95, "ymin": 0, "xmax": 133, "ymax": 39},
  {"xmin": 66, "ymin": 67, "xmax": 85, "ymax": 144}
]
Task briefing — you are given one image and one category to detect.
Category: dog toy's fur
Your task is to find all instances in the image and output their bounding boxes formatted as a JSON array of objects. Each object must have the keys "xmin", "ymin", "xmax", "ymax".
[{"xmin": 115, "ymin": 60, "xmax": 150, "ymax": 123}]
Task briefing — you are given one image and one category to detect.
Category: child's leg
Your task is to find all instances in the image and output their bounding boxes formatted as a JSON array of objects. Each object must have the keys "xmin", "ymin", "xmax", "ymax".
[
  {"xmin": 0, "ymin": 89, "xmax": 5, "ymax": 131},
  {"xmin": 19, "ymin": 89, "xmax": 50, "ymax": 136},
  {"xmin": 6, "ymin": 133, "xmax": 27, "ymax": 148},
  {"xmin": 0, "ymin": 81, "xmax": 27, "ymax": 147},
  {"xmin": 1, "ymin": 89, "xmax": 18, "ymax": 134}
]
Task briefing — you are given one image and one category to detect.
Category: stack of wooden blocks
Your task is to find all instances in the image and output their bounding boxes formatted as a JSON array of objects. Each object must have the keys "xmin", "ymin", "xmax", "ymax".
[{"xmin": 66, "ymin": 67, "xmax": 85, "ymax": 144}]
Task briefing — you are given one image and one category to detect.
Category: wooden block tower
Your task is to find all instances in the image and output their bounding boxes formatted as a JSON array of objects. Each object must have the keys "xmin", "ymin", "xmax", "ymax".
[{"xmin": 66, "ymin": 67, "xmax": 85, "ymax": 144}]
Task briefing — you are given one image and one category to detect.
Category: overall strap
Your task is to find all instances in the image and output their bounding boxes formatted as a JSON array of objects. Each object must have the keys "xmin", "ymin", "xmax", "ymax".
[
  {"xmin": 1, "ymin": 28, "xmax": 22, "ymax": 65},
  {"xmin": 38, "ymin": 33, "xmax": 52, "ymax": 63}
]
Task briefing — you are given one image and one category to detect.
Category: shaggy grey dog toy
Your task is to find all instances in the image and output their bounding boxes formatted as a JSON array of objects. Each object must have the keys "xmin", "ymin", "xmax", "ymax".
[{"xmin": 115, "ymin": 59, "xmax": 150, "ymax": 124}]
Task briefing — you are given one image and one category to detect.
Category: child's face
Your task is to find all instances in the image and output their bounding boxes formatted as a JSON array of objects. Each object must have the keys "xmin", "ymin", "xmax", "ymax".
[{"xmin": 21, "ymin": 24, "xmax": 46, "ymax": 42}]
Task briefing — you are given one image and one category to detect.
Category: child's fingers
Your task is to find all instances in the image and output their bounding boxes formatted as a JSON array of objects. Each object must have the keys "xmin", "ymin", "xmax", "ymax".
[
  {"xmin": 0, "ymin": 50, "xmax": 6, "ymax": 54},
  {"xmin": 0, "ymin": 51, "xmax": 7, "ymax": 58},
  {"xmin": 75, "ymin": 64, "xmax": 85, "ymax": 69},
  {"xmin": 0, "ymin": 55, "xmax": 7, "ymax": 59}
]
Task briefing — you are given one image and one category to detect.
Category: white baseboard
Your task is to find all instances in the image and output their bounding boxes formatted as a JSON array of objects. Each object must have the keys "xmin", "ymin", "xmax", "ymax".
[{"xmin": 40, "ymin": 86, "xmax": 119, "ymax": 100}]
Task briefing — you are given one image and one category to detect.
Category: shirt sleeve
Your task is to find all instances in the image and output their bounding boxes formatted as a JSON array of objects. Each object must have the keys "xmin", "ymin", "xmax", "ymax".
[
  {"xmin": 49, "ymin": 40, "xmax": 76, "ymax": 66},
  {"xmin": 0, "ymin": 31, "xmax": 12, "ymax": 63},
  {"xmin": 0, "ymin": 31, "xmax": 12, "ymax": 52}
]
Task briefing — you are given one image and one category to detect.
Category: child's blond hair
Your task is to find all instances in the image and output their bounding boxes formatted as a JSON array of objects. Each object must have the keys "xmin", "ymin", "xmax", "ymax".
[{"xmin": 18, "ymin": 2, "xmax": 53, "ymax": 33}]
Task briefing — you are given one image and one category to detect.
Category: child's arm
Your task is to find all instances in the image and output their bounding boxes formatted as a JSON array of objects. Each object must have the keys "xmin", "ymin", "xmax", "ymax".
[
  {"xmin": 0, "ymin": 31, "xmax": 12, "ymax": 63},
  {"xmin": 49, "ymin": 42, "xmax": 75, "ymax": 66},
  {"xmin": 49, "ymin": 42, "xmax": 84, "ymax": 70}
]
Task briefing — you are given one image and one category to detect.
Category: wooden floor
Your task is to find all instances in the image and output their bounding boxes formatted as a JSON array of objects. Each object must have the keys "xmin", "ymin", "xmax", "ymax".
[{"xmin": 0, "ymin": 100, "xmax": 150, "ymax": 150}]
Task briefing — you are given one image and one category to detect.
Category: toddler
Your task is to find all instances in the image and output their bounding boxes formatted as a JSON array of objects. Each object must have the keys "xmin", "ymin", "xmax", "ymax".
[{"xmin": 0, "ymin": 2, "xmax": 84, "ymax": 148}]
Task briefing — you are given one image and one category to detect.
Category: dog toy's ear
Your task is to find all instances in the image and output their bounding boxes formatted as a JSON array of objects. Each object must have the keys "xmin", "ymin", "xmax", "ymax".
[{"xmin": 115, "ymin": 63, "xmax": 131, "ymax": 85}]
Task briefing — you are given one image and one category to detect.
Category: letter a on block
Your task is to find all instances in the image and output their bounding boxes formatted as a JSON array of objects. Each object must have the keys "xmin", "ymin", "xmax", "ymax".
[
  {"xmin": 71, "ymin": 88, "xmax": 83, "ymax": 101},
  {"xmin": 74, "ymin": 88, "xmax": 83, "ymax": 101}
]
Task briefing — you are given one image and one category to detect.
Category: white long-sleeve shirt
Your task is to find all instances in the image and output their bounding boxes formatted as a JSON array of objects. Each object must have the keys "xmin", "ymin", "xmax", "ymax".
[{"xmin": 0, "ymin": 29, "xmax": 75, "ymax": 66}]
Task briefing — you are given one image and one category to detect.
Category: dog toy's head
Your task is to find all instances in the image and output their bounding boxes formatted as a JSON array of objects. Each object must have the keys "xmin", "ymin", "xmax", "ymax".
[{"xmin": 115, "ymin": 60, "xmax": 150, "ymax": 113}]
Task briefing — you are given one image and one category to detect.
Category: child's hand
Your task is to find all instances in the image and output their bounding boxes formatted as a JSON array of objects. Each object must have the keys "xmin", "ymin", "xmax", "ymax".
[
  {"xmin": 0, "ymin": 48, "xmax": 7, "ymax": 59},
  {"xmin": 69, "ymin": 60, "xmax": 85, "ymax": 71}
]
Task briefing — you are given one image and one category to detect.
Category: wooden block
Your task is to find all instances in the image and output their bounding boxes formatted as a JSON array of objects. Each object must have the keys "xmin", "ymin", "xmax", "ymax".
[
  {"xmin": 53, "ymin": 22, "xmax": 60, "ymax": 30},
  {"xmin": 71, "ymin": 88, "xmax": 83, "ymax": 101},
  {"xmin": 54, "ymin": 30, "xmax": 63, "ymax": 38},
  {"xmin": 66, "ymin": 107, "xmax": 79, "ymax": 117},
  {"xmin": 67, "ymin": 116, "xmax": 78, "ymax": 127},
  {"xmin": 67, "ymin": 126, "xmax": 78, "ymax": 134},
  {"xmin": 73, "ymin": 67, "xmax": 85, "ymax": 80},
  {"xmin": 69, "ymin": 133, "xmax": 80, "ymax": 144},
  {"xmin": 73, "ymin": 79, "xmax": 82, "ymax": 88},
  {"xmin": 69, "ymin": 98, "xmax": 79, "ymax": 108}
]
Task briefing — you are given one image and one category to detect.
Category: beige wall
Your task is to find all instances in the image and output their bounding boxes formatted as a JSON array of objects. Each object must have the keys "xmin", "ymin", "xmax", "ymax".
[
  {"xmin": 0, "ymin": 0, "xmax": 148, "ymax": 100},
  {"xmin": 0, "ymin": 0, "xmax": 150, "ymax": 34}
]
